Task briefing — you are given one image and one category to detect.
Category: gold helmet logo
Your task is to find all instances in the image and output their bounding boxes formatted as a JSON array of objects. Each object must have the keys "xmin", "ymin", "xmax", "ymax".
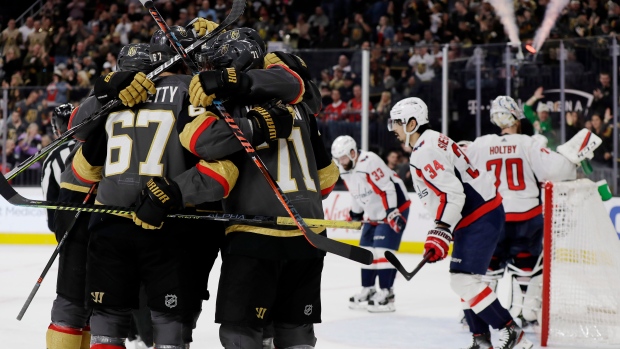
[
  {"xmin": 178, "ymin": 26, "xmax": 187, "ymax": 37},
  {"xmin": 128, "ymin": 46, "xmax": 138, "ymax": 56},
  {"xmin": 230, "ymin": 30, "xmax": 240, "ymax": 40},
  {"xmin": 219, "ymin": 44, "xmax": 229, "ymax": 55}
]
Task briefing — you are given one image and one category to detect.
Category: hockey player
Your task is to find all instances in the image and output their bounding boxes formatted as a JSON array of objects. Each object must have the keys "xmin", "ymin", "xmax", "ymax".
[
  {"xmin": 465, "ymin": 96, "xmax": 601, "ymax": 326},
  {"xmin": 140, "ymin": 30, "xmax": 339, "ymax": 348},
  {"xmin": 388, "ymin": 97, "xmax": 532, "ymax": 349},
  {"xmin": 71, "ymin": 30, "xmax": 237, "ymax": 349},
  {"xmin": 331, "ymin": 135, "xmax": 410, "ymax": 312}
]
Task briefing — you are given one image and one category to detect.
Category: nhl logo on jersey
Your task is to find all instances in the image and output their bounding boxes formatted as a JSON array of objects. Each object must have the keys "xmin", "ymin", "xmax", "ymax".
[
  {"xmin": 165, "ymin": 294, "xmax": 178, "ymax": 308},
  {"xmin": 304, "ymin": 304, "xmax": 313, "ymax": 316},
  {"xmin": 128, "ymin": 46, "xmax": 137, "ymax": 56}
]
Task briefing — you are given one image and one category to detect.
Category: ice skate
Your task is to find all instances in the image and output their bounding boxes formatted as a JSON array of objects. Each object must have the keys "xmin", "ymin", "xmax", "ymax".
[
  {"xmin": 462, "ymin": 332, "xmax": 493, "ymax": 349},
  {"xmin": 496, "ymin": 321, "xmax": 533, "ymax": 349},
  {"xmin": 349, "ymin": 287, "xmax": 376, "ymax": 310},
  {"xmin": 367, "ymin": 288, "xmax": 395, "ymax": 313}
]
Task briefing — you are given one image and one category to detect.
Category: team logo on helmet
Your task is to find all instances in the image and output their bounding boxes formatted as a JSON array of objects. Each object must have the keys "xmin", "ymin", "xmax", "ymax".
[
  {"xmin": 219, "ymin": 44, "xmax": 229, "ymax": 55},
  {"xmin": 230, "ymin": 30, "xmax": 240, "ymax": 40},
  {"xmin": 128, "ymin": 46, "xmax": 137, "ymax": 56},
  {"xmin": 178, "ymin": 26, "xmax": 187, "ymax": 37}
]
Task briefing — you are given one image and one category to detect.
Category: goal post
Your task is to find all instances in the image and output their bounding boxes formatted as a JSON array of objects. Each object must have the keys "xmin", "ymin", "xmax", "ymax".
[{"xmin": 541, "ymin": 179, "xmax": 620, "ymax": 347}]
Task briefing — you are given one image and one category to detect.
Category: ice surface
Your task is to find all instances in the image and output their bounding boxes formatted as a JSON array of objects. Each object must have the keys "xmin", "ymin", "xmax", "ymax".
[{"xmin": 0, "ymin": 246, "xmax": 583, "ymax": 348}]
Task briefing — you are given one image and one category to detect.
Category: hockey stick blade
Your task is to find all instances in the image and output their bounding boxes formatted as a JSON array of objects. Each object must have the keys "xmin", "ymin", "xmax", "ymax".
[
  {"xmin": 0, "ymin": 175, "xmax": 359, "ymax": 229},
  {"xmin": 5, "ymin": 0, "xmax": 245, "ymax": 180},
  {"xmin": 212, "ymin": 100, "xmax": 373, "ymax": 265},
  {"xmin": 384, "ymin": 251, "xmax": 433, "ymax": 281}
]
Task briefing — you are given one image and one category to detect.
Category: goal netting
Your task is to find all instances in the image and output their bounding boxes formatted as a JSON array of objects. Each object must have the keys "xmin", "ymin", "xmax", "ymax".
[{"xmin": 541, "ymin": 179, "xmax": 620, "ymax": 347}]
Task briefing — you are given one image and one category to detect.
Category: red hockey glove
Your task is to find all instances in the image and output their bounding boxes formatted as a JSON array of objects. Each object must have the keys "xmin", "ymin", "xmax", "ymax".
[
  {"xmin": 386, "ymin": 208, "xmax": 406, "ymax": 233},
  {"xmin": 347, "ymin": 210, "xmax": 364, "ymax": 222},
  {"xmin": 424, "ymin": 227, "xmax": 452, "ymax": 263}
]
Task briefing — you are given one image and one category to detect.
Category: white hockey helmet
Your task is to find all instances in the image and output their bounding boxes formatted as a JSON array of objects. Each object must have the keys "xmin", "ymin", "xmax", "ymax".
[
  {"xmin": 331, "ymin": 135, "xmax": 358, "ymax": 164},
  {"xmin": 388, "ymin": 97, "xmax": 429, "ymax": 136},
  {"xmin": 490, "ymin": 96, "xmax": 523, "ymax": 129}
]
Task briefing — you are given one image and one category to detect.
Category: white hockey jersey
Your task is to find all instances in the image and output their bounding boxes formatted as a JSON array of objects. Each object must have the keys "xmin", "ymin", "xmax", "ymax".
[
  {"xmin": 467, "ymin": 133, "xmax": 576, "ymax": 221},
  {"xmin": 338, "ymin": 150, "xmax": 411, "ymax": 221},
  {"xmin": 409, "ymin": 130, "xmax": 501, "ymax": 231}
]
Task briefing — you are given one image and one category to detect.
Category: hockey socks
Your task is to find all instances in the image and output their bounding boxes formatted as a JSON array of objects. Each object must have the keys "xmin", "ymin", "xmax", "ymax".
[
  {"xmin": 81, "ymin": 326, "xmax": 91, "ymax": 349},
  {"xmin": 463, "ymin": 309, "xmax": 489, "ymax": 335},
  {"xmin": 46, "ymin": 324, "xmax": 83, "ymax": 349},
  {"xmin": 361, "ymin": 269, "xmax": 377, "ymax": 287},
  {"xmin": 377, "ymin": 269, "xmax": 397, "ymax": 289},
  {"xmin": 474, "ymin": 299, "xmax": 513, "ymax": 330}
]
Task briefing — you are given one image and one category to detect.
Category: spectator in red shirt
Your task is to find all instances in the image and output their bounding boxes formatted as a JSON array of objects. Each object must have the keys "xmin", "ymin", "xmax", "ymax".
[
  {"xmin": 323, "ymin": 89, "xmax": 347, "ymax": 121},
  {"xmin": 345, "ymin": 85, "xmax": 373, "ymax": 122}
]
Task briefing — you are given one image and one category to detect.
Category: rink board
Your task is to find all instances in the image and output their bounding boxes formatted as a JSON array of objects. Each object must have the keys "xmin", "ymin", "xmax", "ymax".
[{"xmin": 1, "ymin": 188, "xmax": 619, "ymax": 250}]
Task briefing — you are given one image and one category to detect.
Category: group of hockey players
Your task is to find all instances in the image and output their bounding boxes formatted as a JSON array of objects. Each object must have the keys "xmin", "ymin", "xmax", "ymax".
[
  {"xmin": 42, "ymin": 16, "xmax": 339, "ymax": 349},
  {"xmin": 37, "ymin": 9, "xmax": 606, "ymax": 349},
  {"xmin": 334, "ymin": 94, "xmax": 601, "ymax": 349}
]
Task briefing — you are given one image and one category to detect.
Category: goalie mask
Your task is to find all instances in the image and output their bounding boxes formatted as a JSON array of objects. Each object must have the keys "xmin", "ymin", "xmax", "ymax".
[
  {"xmin": 331, "ymin": 135, "xmax": 358, "ymax": 171},
  {"xmin": 52, "ymin": 103, "xmax": 76, "ymax": 136},
  {"xmin": 490, "ymin": 96, "xmax": 523, "ymax": 129},
  {"xmin": 117, "ymin": 43, "xmax": 152, "ymax": 72},
  {"xmin": 150, "ymin": 26, "xmax": 197, "ymax": 65}
]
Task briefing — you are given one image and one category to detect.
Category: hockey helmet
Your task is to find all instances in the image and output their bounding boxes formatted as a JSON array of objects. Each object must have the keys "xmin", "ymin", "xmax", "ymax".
[
  {"xmin": 331, "ymin": 135, "xmax": 358, "ymax": 169},
  {"xmin": 199, "ymin": 37, "xmax": 265, "ymax": 72},
  {"xmin": 388, "ymin": 97, "xmax": 429, "ymax": 135},
  {"xmin": 52, "ymin": 103, "xmax": 76, "ymax": 136},
  {"xmin": 150, "ymin": 26, "xmax": 197, "ymax": 65},
  {"xmin": 118, "ymin": 43, "xmax": 153, "ymax": 72},
  {"xmin": 490, "ymin": 96, "xmax": 523, "ymax": 129},
  {"xmin": 210, "ymin": 27, "xmax": 266, "ymax": 56}
]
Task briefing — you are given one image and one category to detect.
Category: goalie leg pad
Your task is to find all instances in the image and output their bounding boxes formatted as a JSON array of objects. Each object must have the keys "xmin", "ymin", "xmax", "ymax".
[
  {"xmin": 46, "ymin": 324, "xmax": 83, "ymax": 349},
  {"xmin": 557, "ymin": 128, "xmax": 603, "ymax": 165},
  {"xmin": 522, "ymin": 274, "xmax": 542, "ymax": 322},
  {"xmin": 273, "ymin": 322, "xmax": 317, "ymax": 349},
  {"xmin": 151, "ymin": 310, "xmax": 184, "ymax": 347},
  {"xmin": 481, "ymin": 268, "xmax": 505, "ymax": 293}
]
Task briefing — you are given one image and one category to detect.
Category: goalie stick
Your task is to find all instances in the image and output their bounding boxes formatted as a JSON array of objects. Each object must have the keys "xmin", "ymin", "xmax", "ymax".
[
  {"xmin": 0, "ymin": 174, "xmax": 360, "ymax": 229},
  {"xmin": 3, "ymin": 0, "xmax": 245, "ymax": 181},
  {"xmin": 16, "ymin": 184, "xmax": 97, "ymax": 320},
  {"xmin": 384, "ymin": 250, "xmax": 433, "ymax": 281},
  {"xmin": 142, "ymin": 1, "xmax": 373, "ymax": 265}
]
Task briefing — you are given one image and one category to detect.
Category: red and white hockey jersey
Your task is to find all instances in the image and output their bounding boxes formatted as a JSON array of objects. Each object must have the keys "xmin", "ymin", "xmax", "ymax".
[
  {"xmin": 409, "ymin": 130, "xmax": 501, "ymax": 231},
  {"xmin": 467, "ymin": 133, "xmax": 576, "ymax": 221},
  {"xmin": 338, "ymin": 150, "xmax": 410, "ymax": 221}
]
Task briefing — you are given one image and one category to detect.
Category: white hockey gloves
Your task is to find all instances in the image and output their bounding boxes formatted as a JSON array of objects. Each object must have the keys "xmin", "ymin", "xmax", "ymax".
[{"xmin": 556, "ymin": 129, "xmax": 602, "ymax": 165}]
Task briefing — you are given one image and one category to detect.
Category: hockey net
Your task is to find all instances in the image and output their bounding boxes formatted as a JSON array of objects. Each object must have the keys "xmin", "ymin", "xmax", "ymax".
[{"xmin": 542, "ymin": 179, "xmax": 620, "ymax": 347}]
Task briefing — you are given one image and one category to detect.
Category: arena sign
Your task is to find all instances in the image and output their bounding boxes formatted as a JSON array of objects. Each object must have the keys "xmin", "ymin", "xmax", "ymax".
[{"xmin": 467, "ymin": 89, "xmax": 593, "ymax": 115}]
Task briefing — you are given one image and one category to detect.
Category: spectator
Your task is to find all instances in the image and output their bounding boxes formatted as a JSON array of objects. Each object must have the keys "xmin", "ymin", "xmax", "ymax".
[
  {"xmin": 18, "ymin": 17, "xmax": 35, "ymax": 50},
  {"xmin": 215, "ymin": 0, "xmax": 227, "ymax": 21},
  {"xmin": 2, "ymin": 139, "xmax": 17, "ymax": 170},
  {"xmin": 23, "ymin": 44, "xmax": 50, "ymax": 86},
  {"xmin": 385, "ymin": 149, "xmax": 412, "ymax": 190},
  {"xmin": 589, "ymin": 72, "xmax": 612, "ymax": 118},
  {"xmin": 26, "ymin": 20, "xmax": 48, "ymax": 51},
  {"xmin": 329, "ymin": 67, "xmax": 346, "ymax": 90},
  {"xmin": 320, "ymin": 85, "xmax": 333, "ymax": 108},
  {"xmin": 16, "ymin": 90, "xmax": 44, "ymax": 125},
  {"xmin": 342, "ymin": 13, "xmax": 372, "ymax": 48},
  {"xmin": 323, "ymin": 89, "xmax": 347, "ymax": 121},
  {"xmin": 375, "ymin": 90, "xmax": 393, "ymax": 120},
  {"xmin": 46, "ymin": 70, "xmax": 71, "ymax": 107},
  {"xmin": 1, "ymin": 48, "xmax": 22, "ymax": 85},
  {"xmin": 339, "ymin": 73, "xmax": 355, "ymax": 102},
  {"xmin": 295, "ymin": 14, "xmax": 311, "ymax": 48},
  {"xmin": 15, "ymin": 123, "xmax": 43, "ymax": 170},
  {"xmin": 52, "ymin": 25, "xmax": 72, "ymax": 65},
  {"xmin": 115, "ymin": 14, "xmax": 132, "ymax": 45},
  {"xmin": 346, "ymin": 84, "xmax": 373, "ymax": 122},
  {"xmin": 7, "ymin": 111, "xmax": 27, "ymax": 141},
  {"xmin": 106, "ymin": 52, "xmax": 118, "ymax": 72},
  {"xmin": 408, "ymin": 45, "xmax": 435, "ymax": 82},
  {"xmin": 1, "ymin": 19, "xmax": 23, "ymax": 58},
  {"xmin": 333, "ymin": 55, "xmax": 352, "ymax": 73},
  {"xmin": 198, "ymin": 0, "xmax": 218, "ymax": 22},
  {"xmin": 375, "ymin": 15, "xmax": 394, "ymax": 45},
  {"xmin": 524, "ymin": 87, "xmax": 556, "ymax": 148},
  {"xmin": 396, "ymin": 14, "xmax": 420, "ymax": 45},
  {"xmin": 309, "ymin": 6, "xmax": 329, "ymax": 30},
  {"xmin": 565, "ymin": 111, "xmax": 583, "ymax": 140},
  {"xmin": 587, "ymin": 113, "xmax": 613, "ymax": 167},
  {"xmin": 382, "ymin": 67, "xmax": 396, "ymax": 90}
]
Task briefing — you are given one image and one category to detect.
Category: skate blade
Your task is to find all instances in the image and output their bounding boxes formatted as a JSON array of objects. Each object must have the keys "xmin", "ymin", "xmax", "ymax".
[
  {"xmin": 349, "ymin": 302, "xmax": 369, "ymax": 310},
  {"xmin": 367, "ymin": 305, "xmax": 395, "ymax": 313},
  {"xmin": 515, "ymin": 338, "xmax": 534, "ymax": 349}
]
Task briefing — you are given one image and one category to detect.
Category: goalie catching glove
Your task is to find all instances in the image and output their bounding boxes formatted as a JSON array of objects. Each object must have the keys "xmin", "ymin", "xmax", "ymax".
[
  {"xmin": 189, "ymin": 67, "xmax": 251, "ymax": 107},
  {"xmin": 132, "ymin": 177, "xmax": 183, "ymax": 230},
  {"xmin": 386, "ymin": 208, "xmax": 406, "ymax": 233},
  {"xmin": 247, "ymin": 100, "xmax": 295, "ymax": 144},
  {"xmin": 556, "ymin": 128, "xmax": 602, "ymax": 165},
  {"xmin": 94, "ymin": 71, "xmax": 156, "ymax": 107},
  {"xmin": 424, "ymin": 227, "xmax": 452, "ymax": 263}
]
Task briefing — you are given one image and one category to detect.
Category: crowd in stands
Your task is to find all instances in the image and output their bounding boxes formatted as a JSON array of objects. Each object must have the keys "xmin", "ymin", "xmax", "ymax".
[{"xmin": 0, "ymin": 0, "xmax": 619, "ymax": 184}]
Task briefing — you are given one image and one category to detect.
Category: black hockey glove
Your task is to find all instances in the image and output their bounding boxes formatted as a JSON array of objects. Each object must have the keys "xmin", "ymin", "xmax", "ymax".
[
  {"xmin": 247, "ymin": 100, "xmax": 295, "ymax": 144},
  {"xmin": 94, "ymin": 71, "xmax": 156, "ymax": 107},
  {"xmin": 132, "ymin": 177, "xmax": 183, "ymax": 230},
  {"xmin": 199, "ymin": 67, "xmax": 252, "ymax": 98},
  {"xmin": 348, "ymin": 210, "xmax": 364, "ymax": 222}
]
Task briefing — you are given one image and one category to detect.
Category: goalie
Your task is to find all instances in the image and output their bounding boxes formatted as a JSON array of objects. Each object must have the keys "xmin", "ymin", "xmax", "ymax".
[{"xmin": 465, "ymin": 95, "xmax": 602, "ymax": 327}]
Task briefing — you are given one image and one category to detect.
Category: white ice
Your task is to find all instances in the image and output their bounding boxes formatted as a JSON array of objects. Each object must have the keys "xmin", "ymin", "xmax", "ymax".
[{"xmin": 0, "ymin": 245, "xmax": 585, "ymax": 348}]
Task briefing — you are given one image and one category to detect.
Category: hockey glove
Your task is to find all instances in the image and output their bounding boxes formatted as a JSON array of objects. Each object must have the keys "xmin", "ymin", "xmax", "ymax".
[
  {"xmin": 347, "ymin": 210, "xmax": 364, "ymax": 222},
  {"xmin": 94, "ymin": 72, "xmax": 156, "ymax": 107},
  {"xmin": 193, "ymin": 17, "xmax": 220, "ymax": 37},
  {"xmin": 247, "ymin": 100, "xmax": 295, "ymax": 144},
  {"xmin": 132, "ymin": 177, "xmax": 183, "ymax": 230},
  {"xmin": 424, "ymin": 227, "xmax": 452, "ymax": 263},
  {"xmin": 189, "ymin": 67, "xmax": 252, "ymax": 107},
  {"xmin": 386, "ymin": 208, "xmax": 406, "ymax": 233}
]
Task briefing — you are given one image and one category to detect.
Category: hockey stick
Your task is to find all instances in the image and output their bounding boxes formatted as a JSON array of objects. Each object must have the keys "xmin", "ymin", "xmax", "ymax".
[
  {"xmin": 16, "ymin": 183, "xmax": 97, "ymax": 321},
  {"xmin": 384, "ymin": 250, "xmax": 433, "ymax": 281},
  {"xmin": 144, "ymin": 2, "xmax": 372, "ymax": 265},
  {"xmin": 4, "ymin": 0, "xmax": 245, "ymax": 181},
  {"xmin": 0, "ymin": 176, "xmax": 359, "ymax": 229}
]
